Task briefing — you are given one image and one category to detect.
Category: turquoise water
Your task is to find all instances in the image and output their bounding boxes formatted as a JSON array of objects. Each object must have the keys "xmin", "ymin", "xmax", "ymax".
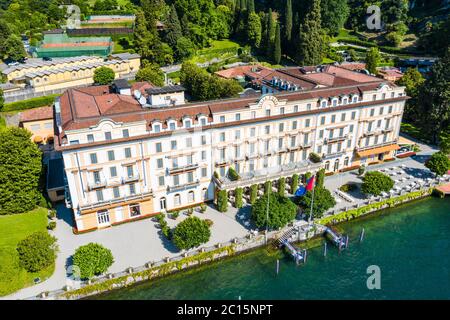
[{"xmin": 95, "ymin": 198, "xmax": 450, "ymax": 300}]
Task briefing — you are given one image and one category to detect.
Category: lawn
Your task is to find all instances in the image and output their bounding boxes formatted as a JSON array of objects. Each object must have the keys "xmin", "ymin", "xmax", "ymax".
[
  {"xmin": 0, "ymin": 208, "xmax": 54, "ymax": 297},
  {"xmin": 189, "ymin": 40, "xmax": 241, "ymax": 64}
]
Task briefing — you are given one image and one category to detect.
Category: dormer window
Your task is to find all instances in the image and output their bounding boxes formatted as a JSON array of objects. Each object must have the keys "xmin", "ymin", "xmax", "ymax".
[
  {"xmin": 184, "ymin": 119, "xmax": 192, "ymax": 128},
  {"xmin": 200, "ymin": 118, "xmax": 206, "ymax": 126},
  {"xmin": 321, "ymin": 100, "xmax": 327, "ymax": 108},
  {"xmin": 342, "ymin": 97, "xmax": 348, "ymax": 104},
  {"xmin": 352, "ymin": 96, "xmax": 358, "ymax": 103},
  {"xmin": 154, "ymin": 124, "xmax": 161, "ymax": 133},
  {"xmin": 332, "ymin": 99, "xmax": 338, "ymax": 107},
  {"xmin": 168, "ymin": 121, "xmax": 176, "ymax": 131}
]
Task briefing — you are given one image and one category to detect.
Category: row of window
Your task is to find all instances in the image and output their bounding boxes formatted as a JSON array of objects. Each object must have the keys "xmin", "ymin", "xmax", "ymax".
[
  {"xmin": 97, "ymin": 202, "xmax": 141, "ymax": 225},
  {"xmin": 71, "ymin": 129, "xmax": 130, "ymax": 145},
  {"xmin": 95, "ymin": 183, "xmax": 137, "ymax": 202},
  {"xmin": 92, "ymin": 164, "xmax": 136, "ymax": 182},
  {"xmin": 89, "ymin": 147, "xmax": 132, "ymax": 164}
]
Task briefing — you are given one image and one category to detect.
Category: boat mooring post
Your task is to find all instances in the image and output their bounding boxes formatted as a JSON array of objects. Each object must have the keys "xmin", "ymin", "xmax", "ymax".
[
  {"xmin": 345, "ymin": 235, "xmax": 349, "ymax": 248},
  {"xmin": 304, "ymin": 249, "xmax": 308, "ymax": 263},
  {"xmin": 360, "ymin": 228, "xmax": 365, "ymax": 243},
  {"xmin": 323, "ymin": 242, "xmax": 327, "ymax": 257},
  {"xmin": 276, "ymin": 259, "xmax": 279, "ymax": 275}
]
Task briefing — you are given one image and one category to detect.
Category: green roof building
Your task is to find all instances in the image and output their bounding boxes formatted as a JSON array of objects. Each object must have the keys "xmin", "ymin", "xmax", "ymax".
[{"xmin": 35, "ymin": 34, "xmax": 113, "ymax": 58}]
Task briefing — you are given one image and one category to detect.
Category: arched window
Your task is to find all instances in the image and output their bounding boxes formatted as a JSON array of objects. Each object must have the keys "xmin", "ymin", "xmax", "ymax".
[
  {"xmin": 160, "ymin": 197, "xmax": 166, "ymax": 210},
  {"xmin": 184, "ymin": 119, "xmax": 191, "ymax": 128},
  {"xmin": 334, "ymin": 159, "xmax": 340, "ymax": 171},
  {"xmin": 344, "ymin": 157, "xmax": 350, "ymax": 167},
  {"xmin": 202, "ymin": 188, "xmax": 208, "ymax": 200},
  {"xmin": 188, "ymin": 191, "xmax": 195, "ymax": 203},
  {"xmin": 342, "ymin": 98, "xmax": 348, "ymax": 104},
  {"xmin": 174, "ymin": 194, "xmax": 181, "ymax": 206},
  {"xmin": 325, "ymin": 161, "xmax": 330, "ymax": 171},
  {"xmin": 321, "ymin": 100, "xmax": 327, "ymax": 108},
  {"xmin": 352, "ymin": 96, "xmax": 359, "ymax": 103}
]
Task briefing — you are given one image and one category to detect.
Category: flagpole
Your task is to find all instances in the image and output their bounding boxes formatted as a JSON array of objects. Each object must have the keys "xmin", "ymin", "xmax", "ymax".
[
  {"xmin": 265, "ymin": 182, "xmax": 270, "ymax": 244},
  {"xmin": 308, "ymin": 175, "xmax": 315, "ymax": 226}
]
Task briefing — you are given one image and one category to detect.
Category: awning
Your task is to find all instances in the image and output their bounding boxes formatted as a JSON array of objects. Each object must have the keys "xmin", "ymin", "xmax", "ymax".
[{"xmin": 357, "ymin": 144, "xmax": 400, "ymax": 158}]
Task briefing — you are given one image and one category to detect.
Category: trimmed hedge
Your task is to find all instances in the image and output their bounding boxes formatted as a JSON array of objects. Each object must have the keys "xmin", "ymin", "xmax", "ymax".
[
  {"xmin": 3, "ymin": 94, "xmax": 60, "ymax": 112},
  {"xmin": 317, "ymin": 189, "xmax": 432, "ymax": 225}
]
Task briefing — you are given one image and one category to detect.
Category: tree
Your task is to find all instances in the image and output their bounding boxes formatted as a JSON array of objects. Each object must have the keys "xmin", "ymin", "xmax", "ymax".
[
  {"xmin": 381, "ymin": 0, "xmax": 409, "ymax": 26},
  {"xmin": 316, "ymin": 169, "xmax": 325, "ymax": 188},
  {"xmin": 284, "ymin": 0, "xmax": 293, "ymax": 43},
  {"xmin": 0, "ymin": 127, "xmax": 42, "ymax": 215},
  {"xmin": 273, "ymin": 23, "xmax": 281, "ymax": 64},
  {"xmin": 175, "ymin": 36, "xmax": 195, "ymax": 61},
  {"xmin": 73, "ymin": 243, "xmax": 114, "ymax": 280},
  {"xmin": 426, "ymin": 152, "xmax": 450, "ymax": 176},
  {"xmin": 172, "ymin": 216, "xmax": 211, "ymax": 250},
  {"xmin": 321, "ymin": 0, "xmax": 349, "ymax": 36},
  {"xmin": 264, "ymin": 180, "xmax": 272, "ymax": 195},
  {"xmin": 93, "ymin": 67, "xmax": 115, "ymax": 85},
  {"xmin": 16, "ymin": 232, "xmax": 57, "ymax": 273},
  {"xmin": 250, "ymin": 184, "xmax": 258, "ymax": 204},
  {"xmin": 235, "ymin": 187, "xmax": 243, "ymax": 208},
  {"xmin": 298, "ymin": 187, "xmax": 336, "ymax": 219},
  {"xmin": 278, "ymin": 177, "xmax": 286, "ymax": 196},
  {"xmin": 365, "ymin": 47, "xmax": 380, "ymax": 75},
  {"xmin": 439, "ymin": 129, "xmax": 450, "ymax": 155},
  {"xmin": 247, "ymin": 12, "xmax": 262, "ymax": 49},
  {"xmin": 396, "ymin": 68, "xmax": 425, "ymax": 121},
  {"xmin": 418, "ymin": 48, "xmax": 450, "ymax": 144},
  {"xmin": 251, "ymin": 193, "xmax": 297, "ymax": 229},
  {"xmin": 217, "ymin": 189, "xmax": 228, "ymax": 212},
  {"xmin": 361, "ymin": 171, "xmax": 395, "ymax": 196},
  {"xmin": 291, "ymin": 174, "xmax": 299, "ymax": 194},
  {"xmin": 3, "ymin": 34, "xmax": 26, "ymax": 61},
  {"xmin": 296, "ymin": 0, "xmax": 324, "ymax": 66},
  {"xmin": 164, "ymin": 4, "xmax": 183, "ymax": 47},
  {"xmin": 135, "ymin": 64, "xmax": 165, "ymax": 87},
  {"xmin": 264, "ymin": 9, "xmax": 274, "ymax": 57}
]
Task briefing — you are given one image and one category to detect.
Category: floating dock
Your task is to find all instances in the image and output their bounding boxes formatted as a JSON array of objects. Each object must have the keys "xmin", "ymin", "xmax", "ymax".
[
  {"xmin": 324, "ymin": 227, "xmax": 349, "ymax": 251},
  {"xmin": 281, "ymin": 239, "xmax": 307, "ymax": 264},
  {"xmin": 436, "ymin": 182, "xmax": 450, "ymax": 196}
]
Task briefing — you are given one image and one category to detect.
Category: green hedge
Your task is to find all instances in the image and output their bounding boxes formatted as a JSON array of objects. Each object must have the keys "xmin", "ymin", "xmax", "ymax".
[
  {"xmin": 3, "ymin": 94, "xmax": 60, "ymax": 112},
  {"xmin": 317, "ymin": 189, "xmax": 432, "ymax": 225}
]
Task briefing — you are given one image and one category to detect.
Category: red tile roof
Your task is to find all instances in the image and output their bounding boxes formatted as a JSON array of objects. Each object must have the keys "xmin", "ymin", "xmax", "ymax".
[{"xmin": 19, "ymin": 106, "xmax": 53, "ymax": 123}]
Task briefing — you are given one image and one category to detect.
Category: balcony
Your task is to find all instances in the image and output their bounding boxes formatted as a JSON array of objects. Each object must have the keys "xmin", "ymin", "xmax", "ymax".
[
  {"xmin": 213, "ymin": 160, "xmax": 322, "ymax": 190},
  {"xmin": 356, "ymin": 140, "xmax": 398, "ymax": 152},
  {"xmin": 382, "ymin": 126, "xmax": 394, "ymax": 133},
  {"xmin": 322, "ymin": 151, "xmax": 346, "ymax": 160},
  {"xmin": 215, "ymin": 159, "xmax": 228, "ymax": 166},
  {"xmin": 167, "ymin": 180, "xmax": 200, "ymax": 192},
  {"xmin": 122, "ymin": 173, "xmax": 140, "ymax": 183},
  {"xmin": 79, "ymin": 190, "xmax": 154, "ymax": 211},
  {"xmin": 87, "ymin": 179, "xmax": 107, "ymax": 190},
  {"xmin": 300, "ymin": 142, "xmax": 312, "ymax": 149},
  {"xmin": 362, "ymin": 130, "xmax": 376, "ymax": 137},
  {"xmin": 287, "ymin": 145, "xmax": 301, "ymax": 152},
  {"xmin": 168, "ymin": 163, "xmax": 199, "ymax": 175},
  {"xmin": 324, "ymin": 134, "xmax": 348, "ymax": 144}
]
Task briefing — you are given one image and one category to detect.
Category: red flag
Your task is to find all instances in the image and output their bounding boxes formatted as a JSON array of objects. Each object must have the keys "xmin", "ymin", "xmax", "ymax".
[{"xmin": 305, "ymin": 175, "xmax": 315, "ymax": 191}]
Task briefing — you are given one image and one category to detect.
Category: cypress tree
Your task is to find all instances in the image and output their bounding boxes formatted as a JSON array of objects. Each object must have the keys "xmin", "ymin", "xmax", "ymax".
[
  {"xmin": 273, "ymin": 23, "xmax": 281, "ymax": 64},
  {"xmin": 265, "ymin": 9, "xmax": 274, "ymax": 57},
  {"xmin": 284, "ymin": 0, "xmax": 293, "ymax": 43},
  {"xmin": 164, "ymin": 4, "xmax": 182, "ymax": 47},
  {"xmin": 296, "ymin": 0, "xmax": 324, "ymax": 66},
  {"xmin": 247, "ymin": 0, "xmax": 255, "ymax": 13}
]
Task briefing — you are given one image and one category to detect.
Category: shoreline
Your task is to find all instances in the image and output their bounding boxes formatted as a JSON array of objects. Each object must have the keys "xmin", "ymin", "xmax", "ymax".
[{"xmin": 28, "ymin": 186, "xmax": 440, "ymax": 300}]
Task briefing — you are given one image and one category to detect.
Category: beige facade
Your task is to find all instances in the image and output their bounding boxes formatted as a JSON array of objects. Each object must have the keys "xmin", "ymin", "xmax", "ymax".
[{"xmin": 56, "ymin": 78, "xmax": 407, "ymax": 233}]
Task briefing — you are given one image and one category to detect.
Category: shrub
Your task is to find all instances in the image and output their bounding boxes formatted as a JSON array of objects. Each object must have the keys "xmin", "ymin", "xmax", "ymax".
[
  {"xmin": 277, "ymin": 177, "xmax": 286, "ymax": 196},
  {"xmin": 250, "ymin": 184, "xmax": 258, "ymax": 204},
  {"xmin": 186, "ymin": 208, "xmax": 194, "ymax": 216},
  {"xmin": 217, "ymin": 190, "xmax": 228, "ymax": 212},
  {"xmin": 47, "ymin": 221, "xmax": 56, "ymax": 230},
  {"xmin": 361, "ymin": 171, "xmax": 394, "ymax": 196},
  {"xmin": 161, "ymin": 226, "xmax": 172, "ymax": 239},
  {"xmin": 172, "ymin": 217, "xmax": 211, "ymax": 250},
  {"xmin": 16, "ymin": 231, "xmax": 57, "ymax": 273},
  {"xmin": 228, "ymin": 167, "xmax": 240, "ymax": 181},
  {"xmin": 204, "ymin": 219, "xmax": 214, "ymax": 227},
  {"xmin": 48, "ymin": 209, "xmax": 57, "ymax": 219},
  {"xmin": 73, "ymin": 243, "xmax": 114, "ymax": 280},
  {"xmin": 298, "ymin": 187, "xmax": 336, "ymax": 219},
  {"xmin": 339, "ymin": 183, "xmax": 358, "ymax": 193},
  {"xmin": 171, "ymin": 211, "xmax": 180, "ymax": 219},
  {"xmin": 304, "ymin": 172, "xmax": 312, "ymax": 183},
  {"xmin": 425, "ymin": 151, "xmax": 450, "ymax": 176},
  {"xmin": 2, "ymin": 94, "xmax": 60, "ymax": 112},
  {"xmin": 234, "ymin": 187, "xmax": 243, "ymax": 208},
  {"xmin": 93, "ymin": 66, "xmax": 115, "ymax": 85},
  {"xmin": 213, "ymin": 171, "xmax": 219, "ymax": 179},
  {"xmin": 291, "ymin": 174, "xmax": 299, "ymax": 194},
  {"xmin": 252, "ymin": 193, "xmax": 297, "ymax": 229},
  {"xmin": 264, "ymin": 181, "xmax": 272, "ymax": 195},
  {"xmin": 358, "ymin": 165, "xmax": 366, "ymax": 176},
  {"xmin": 309, "ymin": 152, "xmax": 322, "ymax": 163},
  {"xmin": 316, "ymin": 169, "xmax": 325, "ymax": 188},
  {"xmin": 199, "ymin": 203, "xmax": 207, "ymax": 213}
]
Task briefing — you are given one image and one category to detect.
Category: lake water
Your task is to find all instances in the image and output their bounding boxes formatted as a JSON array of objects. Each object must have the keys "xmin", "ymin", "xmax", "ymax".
[{"xmin": 94, "ymin": 197, "xmax": 450, "ymax": 300}]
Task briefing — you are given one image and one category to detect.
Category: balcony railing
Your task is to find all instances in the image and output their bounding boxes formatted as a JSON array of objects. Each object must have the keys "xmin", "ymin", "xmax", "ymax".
[
  {"xmin": 79, "ymin": 190, "xmax": 153, "ymax": 211},
  {"xmin": 168, "ymin": 163, "xmax": 199, "ymax": 175},
  {"xmin": 356, "ymin": 140, "xmax": 398, "ymax": 152},
  {"xmin": 324, "ymin": 134, "xmax": 348, "ymax": 144},
  {"xmin": 382, "ymin": 127, "xmax": 394, "ymax": 133},
  {"xmin": 214, "ymin": 160, "xmax": 322, "ymax": 190},
  {"xmin": 300, "ymin": 142, "xmax": 312, "ymax": 149},
  {"xmin": 87, "ymin": 179, "xmax": 107, "ymax": 190},
  {"xmin": 322, "ymin": 151, "xmax": 346, "ymax": 160},
  {"xmin": 122, "ymin": 173, "xmax": 140, "ymax": 183},
  {"xmin": 167, "ymin": 180, "xmax": 200, "ymax": 192}
]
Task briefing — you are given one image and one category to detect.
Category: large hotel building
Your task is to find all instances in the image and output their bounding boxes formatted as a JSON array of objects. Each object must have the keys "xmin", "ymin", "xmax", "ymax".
[{"xmin": 54, "ymin": 65, "xmax": 407, "ymax": 232}]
